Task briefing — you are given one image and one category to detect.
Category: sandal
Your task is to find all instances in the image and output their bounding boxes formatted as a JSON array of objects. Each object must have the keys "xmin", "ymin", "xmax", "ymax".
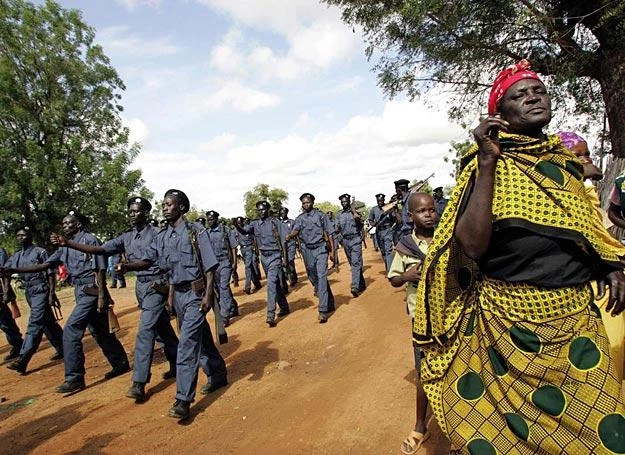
[{"xmin": 400, "ymin": 429, "xmax": 431, "ymax": 455}]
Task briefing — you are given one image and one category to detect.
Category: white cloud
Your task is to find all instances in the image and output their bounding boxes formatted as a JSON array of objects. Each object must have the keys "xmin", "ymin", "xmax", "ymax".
[
  {"xmin": 98, "ymin": 26, "xmax": 180, "ymax": 57},
  {"xmin": 293, "ymin": 112, "xmax": 314, "ymax": 129},
  {"xmin": 123, "ymin": 117, "xmax": 150, "ymax": 146},
  {"xmin": 199, "ymin": 133, "xmax": 237, "ymax": 153},
  {"xmin": 135, "ymin": 100, "xmax": 464, "ymax": 216},
  {"xmin": 115, "ymin": 0, "xmax": 162, "ymax": 11},
  {"xmin": 200, "ymin": 81, "xmax": 281, "ymax": 112},
  {"xmin": 202, "ymin": 0, "xmax": 361, "ymax": 81}
]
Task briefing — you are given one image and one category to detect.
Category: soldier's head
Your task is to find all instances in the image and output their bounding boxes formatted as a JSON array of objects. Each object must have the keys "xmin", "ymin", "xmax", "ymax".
[
  {"xmin": 149, "ymin": 218, "xmax": 159, "ymax": 227},
  {"xmin": 394, "ymin": 179, "xmax": 410, "ymax": 197},
  {"xmin": 300, "ymin": 193, "xmax": 315, "ymax": 213},
  {"xmin": 163, "ymin": 189, "xmax": 189, "ymax": 222},
  {"xmin": 433, "ymin": 187, "xmax": 444, "ymax": 200},
  {"xmin": 16, "ymin": 227, "xmax": 33, "ymax": 247},
  {"xmin": 196, "ymin": 217, "xmax": 206, "ymax": 227},
  {"xmin": 256, "ymin": 201, "xmax": 270, "ymax": 220},
  {"xmin": 159, "ymin": 219, "xmax": 168, "ymax": 228},
  {"xmin": 62, "ymin": 210, "xmax": 87, "ymax": 237},
  {"xmin": 206, "ymin": 211, "xmax": 219, "ymax": 228},
  {"xmin": 339, "ymin": 193, "xmax": 351, "ymax": 210},
  {"xmin": 127, "ymin": 196, "xmax": 151, "ymax": 227},
  {"xmin": 326, "ymin": 210, "xmax": 334, "ymax": 220},
  {"xmin": 375, "ymin": 193, "xmax": 385, "ymax": 207},
  {"xmin": 234, "ymin": 216, "xmax": 245, "ymax": 227},
  {"xmin": 279, "ymin": 207, "xmax": 288, "ymax": 220},
  {"xmin": 407, "ymin": 192, "xmax": 437, "ymax": 231}
]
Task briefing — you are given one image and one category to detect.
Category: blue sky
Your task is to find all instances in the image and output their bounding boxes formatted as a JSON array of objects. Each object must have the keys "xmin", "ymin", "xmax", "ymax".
[{"xmin": 47, "ymin": 0, "xmax": 465, "ymax": 216}]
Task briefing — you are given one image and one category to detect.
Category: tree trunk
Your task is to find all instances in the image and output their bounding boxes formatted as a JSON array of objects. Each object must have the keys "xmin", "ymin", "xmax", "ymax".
[{"xmin": 598, "ymin": 46, "xmax": 625, "ymax": 158}]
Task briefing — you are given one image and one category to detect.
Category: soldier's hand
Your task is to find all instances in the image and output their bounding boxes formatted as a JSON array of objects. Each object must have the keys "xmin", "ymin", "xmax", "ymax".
[
  {"xmin": 50, "ymin": 233, "xmax": 67, "ymax": 246},
  {"xmin": 114, "ymin": 262, "xmax": 127, "ymax": 275},
  {"xmin": 598, "ymin": 270, "xmax": 625, "ymax": 316},
  {"xmin": 200, "ymin": 293, "xmax": 213, "ymax": 313}
]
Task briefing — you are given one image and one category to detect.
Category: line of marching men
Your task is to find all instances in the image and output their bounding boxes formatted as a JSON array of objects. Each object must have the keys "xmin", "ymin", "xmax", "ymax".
[{"xmin": 0, "ymin": 179, "xmax": 447, "ymax": 420}]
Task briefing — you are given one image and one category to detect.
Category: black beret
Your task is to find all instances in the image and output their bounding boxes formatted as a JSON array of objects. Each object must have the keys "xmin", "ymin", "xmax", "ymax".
[
  {"xmin": 394, "ymin": 179, "xmax": 410, "ymax": 187},
  {"xmin": 206, "ymin": 210, "xmax": 219, "ymax": 219},
  {"xmin": 149, "ymin": 218, "xmax": 159, "ymax": 227},
  {"xmin": 66, "ymin": 209, "xmax": 90, "ymax": 225},
  {"xmin": 300, "ymin": 192, "xmax": 315, "ymax": 201},
  {"xmin": 375, "ymin": 193, "xmax": 385, "ymax": 199},
  {"xmin": 159, "ymin": 219, "xmax": 168, "ymax": 226},
  {"xmin": 256, "ymin": 200, "xmax": 270, "ymax": 209},
  {"xmin": 235, "ymin": 216, "xmax": 245, "ymax": 223},
  {"xmin": 196, "ymin": 217, "xmax": 206, "ymax": 225},
  {"xmin": 164, "ymin": 189, "xmax": 190, "ymax": 213},
  {"xmin": 15, "ymin": 226, "xmax": 32, "ymax": 234},
  {"xmin": 127, "ymin": 196, "xmax": 152, "ymax": 211},
  {"xmin": 338, "ymin": 193, "xmax": 351, "ymax": 201},
  {"xmin": 279, "ymin": 207, "xmax": 289, "ymax": 213},
  {"xmin": 433, "ymin": 186, "xmax": 443, "ymax": 192}
]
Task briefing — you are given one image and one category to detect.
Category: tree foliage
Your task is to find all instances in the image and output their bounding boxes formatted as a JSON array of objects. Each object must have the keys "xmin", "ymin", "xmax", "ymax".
[
  {"xmin": 314, "ymin": 201, "xmax": 341, "ymax": 217},
  {"xmin": 0, "ymin": 0, "xmax": 151, "ymax": 245},
  {"xmin": 444, "ymin": 139, "xmax": 474, "ymax": 179},
  {"xmin": 324, "ymin": 0, "xmax": 625, "ymax": 156},
  {"xmin": 242, "ymin": 183, "xmax": 289, "ymax": 219}
]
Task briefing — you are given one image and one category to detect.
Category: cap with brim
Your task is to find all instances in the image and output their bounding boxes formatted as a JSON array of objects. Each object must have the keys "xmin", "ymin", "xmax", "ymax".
[
  {"xmin": 375, "ymin": 193, "xmax": 385, "ymax": 199},
  {"xmin": 394, "ymin": 179, "xmax": 410, "ymax": 187},
  {"xmin": 339, "ymin": 193, "xmax": 351, "ymax": 201},
  {"xmin": 433, "ymin": 187, "xmax": 443, "ymax": 192},
  {"xmin": 164, "ymin": 189, "xmax": 190, "ymax": 213},
  {"xmin": 300, "ymin": 193, "xmax": 315, "ymax": 201},
  {"xmin": 206, "ymin": 211, "xmax": 219, "ymax": 218},
  {"xmin": 127, "ymin": 196, "xmax": 152, "ymax": 211}
]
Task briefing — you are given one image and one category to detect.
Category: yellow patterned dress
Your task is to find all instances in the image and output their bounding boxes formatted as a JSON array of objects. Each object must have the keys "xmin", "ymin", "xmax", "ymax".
[{"xmin": 413, "ymin": 133, "xmax": 625, "ymax": 454}]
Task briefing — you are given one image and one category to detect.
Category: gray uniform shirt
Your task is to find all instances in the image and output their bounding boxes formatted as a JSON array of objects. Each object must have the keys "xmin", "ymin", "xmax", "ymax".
[
  {"xmin": 47, "ymin": 231, "xmax": 106, "ymax": 280},
  {"xmin": 101, "ymin": 225, "xmax": 161, "ymax": 277},
  {"xmin": 292, "ymin": 209, "xmax": 334, "ymax": 246}
]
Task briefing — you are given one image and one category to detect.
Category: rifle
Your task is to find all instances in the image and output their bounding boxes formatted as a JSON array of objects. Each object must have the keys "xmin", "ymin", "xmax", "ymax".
[
  {"xmin": 83, "ymin": 281, "xmax": 120, "ymax": 334},
  {"xmin": 324, "ymin": 231, "xmax": 339, "ymax": 274},
  {"xmin": 379, "ymin": 172, "xmax": 435, "ymax": 214},
  {"xmin": 186, "ymin": 222, "xmax": 228, "ymax": 344}
]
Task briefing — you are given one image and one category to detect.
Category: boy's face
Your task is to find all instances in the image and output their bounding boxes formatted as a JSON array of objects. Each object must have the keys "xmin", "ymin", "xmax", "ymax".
[{"xmin": 409, "ymin": 196, "xmax": 437, "ymax": 229}]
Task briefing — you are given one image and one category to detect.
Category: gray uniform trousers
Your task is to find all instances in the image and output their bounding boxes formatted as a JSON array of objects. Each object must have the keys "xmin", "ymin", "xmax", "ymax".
[
  {"xmin": 301, "ymin": 244, "xmax": 335, "ymax": 313},
  {"xmin": 341, "ymin": 235, "xmax": 366, "ymax": 291},
  {"xmin": 0, "ymin": 299, "xmax": 23, "ymax": 350},
  {"xmin": 241, "ymin": 246, "xmax": 261, "ymax": 291},
  {"xmin": 376, "ymin": 228, "xmax": 395, "ymax": 272},
  {"xmin": 173, "ymin": 286, "xmax": 226, "ymax": 403},
  {"xmin": 64, "ymin": 281, "xmax": 129, "ymax": 383},
  {"xmin": 20, "ymin": 281, "xmax": 64, "ymax": 364},
  {"xmin": 132, "ymin": 279, "xmax": 178, "ymax": 383},
  {"xmin": 215, "ymin": 259, "xmax": 235, "ymax": 317},
  {"xmin": 259, "ymin": 250, "xmax": 289, "ymax": 319}
]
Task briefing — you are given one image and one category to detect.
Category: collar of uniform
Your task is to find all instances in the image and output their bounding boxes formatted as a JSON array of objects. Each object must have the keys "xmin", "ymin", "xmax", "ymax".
[
  {"xmin": 168, "ymin": 221, "xmax": 187, "ymax": 237},
  {"xmin": 72, "ymin": 230, "xmax": 86, "ymax": 243}
]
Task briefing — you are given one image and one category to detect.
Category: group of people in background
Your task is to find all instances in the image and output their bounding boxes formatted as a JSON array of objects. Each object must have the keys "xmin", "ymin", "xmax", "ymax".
[
  {"xmin": 0, "ymin": 179, "xmax": 437, "ymax": 421},
  {"xmin": 2, "ymin": 58, "xmax": 625, "ymax": 455}
]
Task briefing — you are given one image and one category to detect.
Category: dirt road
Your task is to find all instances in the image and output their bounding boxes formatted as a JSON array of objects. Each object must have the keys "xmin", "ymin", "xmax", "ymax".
[{"xmin": 0, "ymin": 247, "xmax": 450, "ymax": 454}]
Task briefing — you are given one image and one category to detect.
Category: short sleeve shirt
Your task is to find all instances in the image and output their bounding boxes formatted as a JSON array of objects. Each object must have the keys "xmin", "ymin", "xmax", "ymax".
[
  {"xmin": 6, "ymin": 246, "xmax": 49, "ymax": 282},
  {"xmin": 292, "ymin": 209, "xmax": 333, "ymax": 246},
  {"xmin": 101, "ymin": 225, "xmax": 161, "ymax": 277},
  {"xmin": 387, "ymin": 234, "xmax": 429, "ymax": 318}
]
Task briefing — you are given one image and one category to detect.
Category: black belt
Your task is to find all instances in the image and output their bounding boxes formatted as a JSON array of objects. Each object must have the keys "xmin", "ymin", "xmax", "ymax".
[
  {"xmin": 137, "ymin": 275, "xmax": 164, "ymax": 283},
  {"xmin": 342, "ymin": 234, "xmax": 361, "ymax": 240},
  {"xmin": 173, "ymin": 281, "xmax": 192, "ymax": 292},
  {"xmin": 304, "ymin": 241, "xmax": 325, "ymax": 249},
  {"xmin": 260, "ymin": 249, "xmax": 280, "ymax": 256},
  {"xmin": 73, "ymin": 276, "xmax": 96, "ymax": 285}
]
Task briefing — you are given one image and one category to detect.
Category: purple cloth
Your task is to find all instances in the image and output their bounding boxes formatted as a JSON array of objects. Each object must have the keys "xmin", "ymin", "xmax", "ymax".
[{"xmin": 557, "ymin": 131, "xmax": 586, "ymax": 150}]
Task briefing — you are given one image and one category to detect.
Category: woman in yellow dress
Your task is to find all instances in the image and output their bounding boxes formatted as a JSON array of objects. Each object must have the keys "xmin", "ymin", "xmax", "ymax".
[{"xmin": 414, "ymin": 60, "xmax": 625, "ymax": 454}]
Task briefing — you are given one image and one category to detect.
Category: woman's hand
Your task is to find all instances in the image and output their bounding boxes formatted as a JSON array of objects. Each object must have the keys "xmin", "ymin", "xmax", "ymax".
[
  {"xmin": 472, "ymin": 115, "xmax": 509, "ymax": 163},
  {"xmin": 597, "ymin": 270, "xmax": 625, "ymax": 316}
]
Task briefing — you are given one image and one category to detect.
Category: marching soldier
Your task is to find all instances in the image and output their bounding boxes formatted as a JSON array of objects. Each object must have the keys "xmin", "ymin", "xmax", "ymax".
[
  {"xmin": 433, "ymin": 186, "xmax": 448, "ymax": 218},
  {"xmin": 205, "ymin": 211, "xmax": 238, "ymax": 326},
  {"xmin": 236, "ymin": 201, "xmax": 290, "ymax": 326},
  {"xmin": 278, "ymin": 208, "xmax": 298, "ymax": 286},
  {"xmin": 336, "ymin": 194, "xmax": 366, "ymax": 297},
  {"xmin": 286, "ymin": 193, "xmax": 336, "ymax": 323},
  {"xmin": 4, "ymin": 210, "xmax": 130, "ymax": 393},
  {"xmin": 50, "ymin": 197, "xmax": 179, "ymax": 402},
  {"xmin": 232, "ymin": 217, "xmax": 262, "ymax": 294},
  {"xmin": 121, "ymin": 189, "xmax": 227, "ymax": 420},
  {"xmin": 4, "ymin": 227, "xmax": 64, "ymax": 373},
  {"xmin": 0, "ymin": 247, "xmax": 24, "ymax": 362},
  {"xmin": 368, "ymin": 193, "xmax": 395, "ymax": 272},
  {"xmin": 394, "ymin": 179, "xmax": 413, "ymax": 242}
]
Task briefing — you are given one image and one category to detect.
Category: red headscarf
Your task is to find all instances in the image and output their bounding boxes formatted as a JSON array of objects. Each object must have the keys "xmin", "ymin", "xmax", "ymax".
[{"xmin": 488, "ymin": 59, "xmax": 542, "ymax": 115}]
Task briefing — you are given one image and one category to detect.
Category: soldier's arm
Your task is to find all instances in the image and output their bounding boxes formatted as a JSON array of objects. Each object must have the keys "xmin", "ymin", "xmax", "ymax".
[{"xmin": 50, "ymin": 233, "xmax": 106, "ymax": 254}]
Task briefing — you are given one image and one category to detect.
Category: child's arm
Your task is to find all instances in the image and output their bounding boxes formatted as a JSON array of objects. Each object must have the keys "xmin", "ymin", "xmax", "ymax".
[{"xmin": 389, "ymin": 263, "xmax": 422, "ymax": 288}]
